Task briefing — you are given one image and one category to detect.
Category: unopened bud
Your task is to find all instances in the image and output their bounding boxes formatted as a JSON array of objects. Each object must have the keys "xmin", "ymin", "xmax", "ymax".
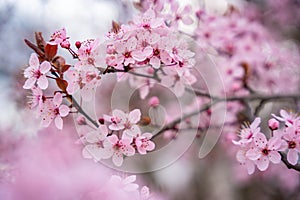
[
  {"xmin": 60, "ymin": 40, "xmax": 70, "ymax": 49},
  {"xmin": 98, "ymin": 118, "xmax": 105, "ymax": 124},
  {"xmin": 148, "ymin": 96, "xmax": 160, "ymax": 107},
  {"xmin": 77, "ymin": 116, "xmax": 86, "ymax": 125},
  {"xmin": 75, "ymin": 41, "xmax": 81, "ymax": 49},
  {"xmin": 268, "ymin": 118, "xmax": 279, "ymax": 130}
]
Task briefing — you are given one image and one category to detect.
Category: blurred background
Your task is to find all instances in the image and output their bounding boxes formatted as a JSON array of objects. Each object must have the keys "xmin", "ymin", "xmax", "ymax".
[{"xmin": 1, "ymin": 0, "xmax": 300, "ymax": 200}]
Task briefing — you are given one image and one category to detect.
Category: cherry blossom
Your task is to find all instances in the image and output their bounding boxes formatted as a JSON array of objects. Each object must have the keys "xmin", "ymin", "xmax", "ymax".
[
  {"xmin": 101, "ymin": 135, "xmax": 135, "ymax": 166},
  {"xmin": 82, "ymin": 125, "xmax": 109, "ymax": 162},
  {"xmin": 103, "ymin": 109, "xmax": 127, "ymax": 131},
  {"xmin": 160, "ymin": 67, "xmax": 196, "ymax": 96},
  {"xmin": 50, "ymin": 27, "xmax": 70, "ymax": 48},
  {"xmin": 272, "ymin": 109, "xmax": 300, "ymax": 127},
  {"xmin": 246, "ymin": 132, "xmax": 282, "ymax": 171},
  {"xmin": 133, "ymin": 9, "xmax": 164, "ymax": 29},
  {"xmin": 108, "ymin": 175, "xmax": 139, "ymax": 192},
  {"xmin": 23, "ymin": 53, "xmax": 51, "ymax": 90},
  {"xmin": 104, "ymin": 109, "xmax": 142, "ymax": 137},
  {"xmin": 75, "ymin": 39, "xmax": 106, "ymax": 70},
  {"xmin": 28, "ymin": 86, "xmax": 45, "ymax": 109},
  {"xmin": 40, "ymin": 93, "xmax": 70, "ymax": 129},
  {"xmin": 282, "ymin": 125, "xmax": 300, "ymax": 165},
  {"xmin": 135, "ymin": 133, "xmax": 155, "ymax": 155},
  {"xmin": 233, "ymin": 117, "xmax": 261, "ymax": 145},
  {"xmin": 65, "ymin": 68, "xmax": 101, "ymax": 101}
]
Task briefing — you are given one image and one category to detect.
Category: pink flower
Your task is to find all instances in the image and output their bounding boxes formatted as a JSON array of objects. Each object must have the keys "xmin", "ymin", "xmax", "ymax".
[
  {"xmin": 104, "ymin": 109, "xmax": 127, "ymax": 131},
  {"xmin": 135, "ymin": 133, "xmax": 155, "ymax": 155},
  {"xmin": 283, "ymin": 125, "xmax": 300, "ymax": 165},
  {"xmin": 28, "ymin": 86, "xmax": 45, "ymax": 109},
  {"xmin": 123, "ymin": 109, "xmax": 142, "ymax": 137},
  {"xmin": 82, "ymin": 125, "xmax": 109, "ymax": 162},
  {"xmin": 236, "ymin": 149, "xmax": 255, "ymax": 174},
  {"xmin": 108, "ymin": 175, "xmax": 139, "ymax": 192},
  {"xmin": 133, "ymin": 9, "xmax": 164, "ymax": 29},
  {"xmin": 75, "ymin": 39, "xmax": 106, "ymax": 70},
  {"xmin": 104, "ymin": 109, "xmax": 142, "ymax": 137},
  {"xmin": 23, "ymin": 53, "xmax": 51, "ymax": 90},
  {"xmin": 114, "ymin": 37, "xmax": 138, "ymax": 66},
  {"xmin": 170, "ymin": 3, "xmax": 194, "ymax": 26},
  {"xmin": 40, "ymin": 93, "xmax": 70, "ymax": 130},
  {"xmin": 160, "ymin": 67, "xmax": 196, "ymax": 96},
  {"xmin": 50, "ymin": 28, "xmax": 69, "ymax": 48},
  {"xmin": 65, "ymin": 68, "xmax": 101, "ymax": 101},
  {"xmin": 246, "ymin": 133, "xmax": 282, "ymax": 171},
  {"xmin": 233, "ymin": 117, "xmax": 261, "ymax": 145},
  {"xmin": 272, "ymin": 109, "xmax": 300, "ymax": 127},
  {"xmin": 102, "ymin": 135, "xmax": 135, "ymax": 166}
]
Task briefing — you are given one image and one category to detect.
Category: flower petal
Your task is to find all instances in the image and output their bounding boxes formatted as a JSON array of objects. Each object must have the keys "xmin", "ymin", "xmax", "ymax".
[
  {"xmin": 37, "ymin": 75, "xmax": 49, "ymax": 90},
  {"xmin": 59, "ymin": 105, "xmax": 70, "ymax": 117},
  {"xmin": 40, "ymin": 61, "xmax": 51, "ymax": 73},
  {"xmin": 55, "ymin": 116, "xmax": 63, "ymax": 129},
  {"xmin": 128, "ymin": 109, "xmax": 141, "ymax": 124},
  {"xmin": 23, "ymin": 77, "xmax": 36, "ymax": 89}
]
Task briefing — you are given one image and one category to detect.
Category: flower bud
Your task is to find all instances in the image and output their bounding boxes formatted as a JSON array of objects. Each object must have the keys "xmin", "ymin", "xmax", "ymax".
[
  {"xmin": 148, "ymin": 96, "xmax": 160, "ymax": 107},
  {"xmin": 76, "ymin": 116, "xmax": 86, "ymax": 125},
  {"xmin": 75, "ymin": 41, "xmax": 81, "ymax": 49},
  {"xmin": 98, "ymin": 118, "xmax": 105, "ymax": 124},
  {"xmin": 60, "ymin": 40, "xmax": 70, "ymax": 49},
  {"xmin": 268, "ymin": 118, "xmax": 279, "ymax": 130}
]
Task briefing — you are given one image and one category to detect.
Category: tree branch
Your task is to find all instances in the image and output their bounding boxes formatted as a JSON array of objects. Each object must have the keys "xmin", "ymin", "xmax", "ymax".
[{"xmin": 280, "ymin": 152, "xmax": 300, "ymax": 172}]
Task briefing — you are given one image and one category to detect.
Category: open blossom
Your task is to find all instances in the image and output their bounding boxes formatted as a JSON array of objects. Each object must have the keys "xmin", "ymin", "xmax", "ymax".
[
  {"xmin": 75, "ymin": 39, "xmax": 106, "ymax": 70},
  {"xmin": 135, "ymin": 133, "xmax": 155, "ymax": 155},
  {"xmin": 282, "ymin": 125, "xmax": 300, "ymax": 165},
  {"xmin": 272, "ymin": 109, "xmax": 300, "ymax": 127},
  {"xmin": 65, "ymin": 68, "xmax": 101, "ymax": 101},
  {"xmin": 108, "ymin": 175, "xmax": 139, "ymax": 192},
  {"xmin": 104, "ymin": 109, "xmax": 142, "ymax": 137},
  {"xmin": 160, "ymin": 67, "xmax": 196, "ymax": 96},
  {"xmin": 82, "ymin": 125, "xmax": 109, "ymax": 162},
  {"xmin": 101, "ymin": 135, "xmax": 135, "ymax": 166},
  {"xmin": 50, "ymin": 27, "xmax": 70, "ymax": 48},
  {"xmin": 133, "ymin": 8, "xmax": 164, "ymax": 29},
  {"xmin": 40, "ymin": 93, "xmax": 70, "ymax": 129},
  {"xmin": 23, "ymin": 53, "xmax": 51, "ymax": 90},
  {"xmin": 246, "ymin": 132, "xmax": 282, "ymax": 171},
  {"xmin": 28, "ymin": 86, "xmax": 45, "ymax": 109},
  {"xmin": 233, "ymin": 117, "xmax": 261, "ymax": 145}
]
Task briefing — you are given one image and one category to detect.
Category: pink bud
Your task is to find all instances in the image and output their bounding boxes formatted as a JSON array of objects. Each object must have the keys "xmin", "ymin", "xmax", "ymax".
[
  {"xmin": 268, "ymin": 118, "xmax": 279, "ymax": 130},
  {"xmin": 148, "ymin": 96, "xmax": 160, "ymax": 107},
  {"xmin": 75, "ymin": 41, "xmax": 81, "ymax": 49},
  {"xmin": 60, "ymin": 40, "xmax": 70, "ymax": 49},
  {"xmin": 98, "ymin": 118, "xmax": 105, "ymax": 124},
  {"xmin": 76, "ymin": 116, "xmax": 86, "ymax": 125}
]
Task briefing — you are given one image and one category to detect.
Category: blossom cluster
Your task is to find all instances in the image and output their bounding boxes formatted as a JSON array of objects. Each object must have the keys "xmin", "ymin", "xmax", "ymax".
[
  {"xmin": 195, "ymin": 9, "xmax": 300, "ymax": 96},
  {"xmin": 82, "ymin": 109, "xmax": 155, "ymax": 166},
  {"xmin": 104, "ymin": 8, "xmax": 196, "ymax": 98},
  {"xmin": 233, "ymin": 110, "xmax": 300, "ymax": 174}
]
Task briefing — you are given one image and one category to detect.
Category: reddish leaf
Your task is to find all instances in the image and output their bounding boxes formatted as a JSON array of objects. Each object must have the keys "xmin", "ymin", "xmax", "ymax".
[
  {"xmin": 24, "ymin": 39, "xmax": 45, "ymax": 59},
  {"xmin": 61, "ymin": 65, "xmax": 71, "ymax": 73},
  {"xmin": 56, "ymin": 78, "xmax": 68, "ymax": 92},
  {"xmin": 35, "ymin": 32, "xmax": 46, "ymax": 52},
  {"xmin": 45, "ymin": 43, "xmax": 58, "ymax": 61}
]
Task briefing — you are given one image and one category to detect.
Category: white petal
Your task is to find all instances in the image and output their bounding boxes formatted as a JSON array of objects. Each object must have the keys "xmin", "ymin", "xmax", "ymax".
[
  {"xmin": 112, "ymin": 152, "xmax": 123, "ymax": 166},
  {"xmin": 59, "ymin": 105, "xmax": 70, "ymax": 117},
  {"xmin": 23, "ymin": 77, "xmax": 36, "ymax": 89},
  {"xmin": 40, "ymin": 61, "xmax": 51, "ymax": 73},
  {"xmin": 55, "ymin": 116, "xmax": 63, "ymax": 129},
  {"xmin": 37, "ymin": 75, "xmax": 49, "ymax": 90}
]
